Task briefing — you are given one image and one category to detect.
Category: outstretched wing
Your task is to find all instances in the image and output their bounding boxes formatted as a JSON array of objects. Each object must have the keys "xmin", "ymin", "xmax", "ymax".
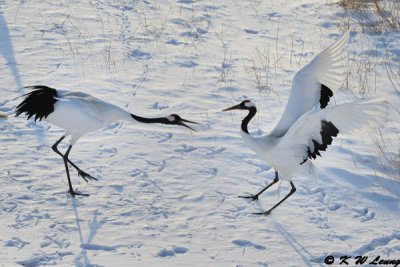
[
  {"xmin": 271, "ymin": 31, "xmax": 350, "ymax": 137},
  {"xmin": 276, "ymin": 98, "xmax": 388, "ymax": 166}
]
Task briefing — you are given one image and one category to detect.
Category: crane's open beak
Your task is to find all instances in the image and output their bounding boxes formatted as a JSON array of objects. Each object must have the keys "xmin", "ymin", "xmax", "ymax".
[
  {"xmin": 222, "ymin": 103, "xmax": 241, "ymax": 112},
  {"xmin": 178, "ymin": 118, "xmax": 199, "ymax": 131}
]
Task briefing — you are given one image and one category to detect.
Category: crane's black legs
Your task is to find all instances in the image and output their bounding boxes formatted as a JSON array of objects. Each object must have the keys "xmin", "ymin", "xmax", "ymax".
[
  {"xmin": 52, "ymin": 136, "xmax": 97, "ymax": 182},
  {"xmin": 239, "ymin": 171, "xmax": 280, "ymax": 201},
  {"xmin": 253, "ymin": 181, "xmax": 296, "ymax": 216},
  {"xmin": 62, "ymin": 145, "xmax": 89, "ymax": 197},
  {"xmin": 239, "ymin": 171, "xmax": 296, "ymax": 215}
]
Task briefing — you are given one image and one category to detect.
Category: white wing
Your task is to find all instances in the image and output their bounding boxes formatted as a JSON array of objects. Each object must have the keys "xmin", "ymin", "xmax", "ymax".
[
  {"xmin": 271, "ymin": 31, "xmax": 350, "ymax": 137},
  {"xmin": 275, "ymin": 98, "xmax": 388, "ymax": 168}
]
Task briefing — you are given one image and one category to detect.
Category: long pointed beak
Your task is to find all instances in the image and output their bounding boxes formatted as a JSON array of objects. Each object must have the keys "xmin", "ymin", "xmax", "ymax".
[
  {"xmin": 180, "ymin": 118, "xmax": 199, "ymax": 124},
  {"xmin": 178, "ymin": 118, "xmax": 199, "ymax": 131},
  {"xmin": 222, "ymin": 104, "xmax": 241, "ymax": 112}
]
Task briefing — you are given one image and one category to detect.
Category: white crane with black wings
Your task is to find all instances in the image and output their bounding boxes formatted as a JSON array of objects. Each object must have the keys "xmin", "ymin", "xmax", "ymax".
[
  {"xmin": 16, "ymin": 86, "xmax": 198, "ymax": 196},
  {"xmin": 223, "ymin": 31, "xmax": 388, "ymax": 215}
]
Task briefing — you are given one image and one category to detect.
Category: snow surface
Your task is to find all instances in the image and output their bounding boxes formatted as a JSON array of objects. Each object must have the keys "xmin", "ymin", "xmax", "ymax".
[{"xmin": 1, "ymin": 0, "xmax": 399, "ymax": 266}]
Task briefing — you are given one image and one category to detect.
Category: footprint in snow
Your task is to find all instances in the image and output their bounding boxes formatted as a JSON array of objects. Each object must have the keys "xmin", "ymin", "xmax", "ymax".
[
  {"xmin": 98, "ymin": 146, "xmax": 118, "ymax": 157},
  {"xmin": 27, "ymin": 120, "xmax": 50, "ymax": 131},
  {"xmin": 108, "ymin": 184, "xmax": 124, "ymax": 193},
  {"xmin": 12, "ymin": 209, "xmax": 51, "ymax": 229},
  {"xmin": 298, "ymin": 186, "xmax": 328, "ymax": 204},
  {"xmin": 129, "ymin": 49, "xmax": 151, "ymax": 60},
  {"xmin": 80, "ymin": 243, "xmax": 117, "ymax": 251},
  {"xmin": 150, "ymin": 102, "xmax": 169, "ymax": 110},
  {"xmin": 2, "ymin": 201, "xmax": 17, "ymax": 212},
  {"xmin": 144, "ymin": 132, "xmax": 172, "ymax": 143},
  {"xmin": 267, "ymin": 12, "xmax": 282, "ymax": 18},
  {"xmin": 166, "ymin": 38, "xmax": 183, "ymax": 46},
  {"xmin": 16, "ymin": 251, "xmax": 70, "ymax": 266},
  {"xmin": 177, "ymin": 60, "xmax": 198, "ymax": 68},
  {"xmin": 300, "ymin": 3, "xmax": 313, "ymax": 8},
  {"xmin": 180, "ymin": 27, "xmax": 207, "ymax": 39},
  {"xmin": 205, "ymin": 146, "xmax": 225, "ymax": 156},
  {"xmin": 197, "ymin": 27, "xmax": 208, "ymax": 34},
  {"xmin": 232, "ymin": 239, "xmax": 266, "ymax": 250},
  {"xmin": 177, "ymin": 0, "xmax": 194, "ymax": 4},
  {"xmin": 352, "ymin": 232, "xmax": 400, "ymax": 255},
  {"xmin": 327, "ymin": 203, "xmax": 342, "ymax": 211},
  {"xmin": 321, "ymin": 21, "xmax": 335, "ymax": 29},
  {"xmin": 129, "ymin": 168, "xmax": 148, "ymax": 178},
  {"xmin": 146, "ymin": 159, "xmax": 167, "ymax": 172},
  {"xmin": 4, "ymin": 237, "xmax": 30, "ymax": 249},
  {"xmin": 175, "ymin": 144, "xmax": 197, "ymax": 153},
  {"xmin": 40, "ymin": 234, "xmax": 70, "ymax": 249},
  {"xmin": 352, "ymin": 207, "xmax": 375, "ymax": 222},
  {"xmin": 244, "ymin": 29, "xmax": 258, "ymax": 34},
  {"xmin": 199, "ymin": 167, "xmax": 218, "ymax": 178},
  {"xmin": 307, "ymin": 216, "xmax": 330, "ymax": 230},
  {"xmin": 169, "ymin": 18, "xmax": 186, "ymax": 26},
  {"xmin": 156, "ymin": 246, "xmax": 188, "ymax": 257}
]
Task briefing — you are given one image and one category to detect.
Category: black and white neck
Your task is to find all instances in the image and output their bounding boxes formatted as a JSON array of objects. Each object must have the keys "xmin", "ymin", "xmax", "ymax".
[
  {"xmin": 130, "ymin": 113, "xmax": 171, "ymax": 124},
  {"xmin": 241, "ymin": 106, "xmax": 257, "ymax": 134},
  {"xmin": 221, "ymin": 99, "xmax": 258, "ymax": 135},
  {"xmin": 130, "ymin": 113, "xmax": 198, "ymax": 131}
]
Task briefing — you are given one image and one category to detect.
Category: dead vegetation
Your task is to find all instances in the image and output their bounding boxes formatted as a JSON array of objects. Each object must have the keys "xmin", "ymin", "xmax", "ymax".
[
  {"xmin": 339, "ymin": 0, "xmax": 400, "ymax": 180},
  {"xmin": 339, "ymin": 0, "xmax": 400, "ymax": 33},
  {"xmin": 375, "ymin": 130, "xmax": 400, "ymax": 180}
]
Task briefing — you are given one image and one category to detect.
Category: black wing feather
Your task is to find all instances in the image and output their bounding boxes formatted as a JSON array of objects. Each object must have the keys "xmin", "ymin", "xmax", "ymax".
[
  {"xmin": 300, "ymin": 120, "xmax": 339, "ymax": 165},
  {"xmin": 320, "ymin": 84, "xmax": 333, "ymax": 109}
]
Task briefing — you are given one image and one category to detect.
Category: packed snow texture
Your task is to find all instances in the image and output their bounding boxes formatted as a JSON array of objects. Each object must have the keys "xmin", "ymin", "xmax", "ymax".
[{"xmin": 0, "ymin": 0, "xmax": 399, "ymax": 266}]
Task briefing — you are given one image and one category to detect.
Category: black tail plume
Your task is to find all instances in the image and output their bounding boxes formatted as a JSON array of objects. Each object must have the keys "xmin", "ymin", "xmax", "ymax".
[{"xmin": 16, "ymin": 85, "xmax": 58, "ymax": 121}]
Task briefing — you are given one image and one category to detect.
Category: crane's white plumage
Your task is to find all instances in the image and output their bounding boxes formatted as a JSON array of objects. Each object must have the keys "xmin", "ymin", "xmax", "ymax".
[
  {"xmin": 243, "ymin": 98, "xmax": 388, "ymax": 180},
  {"xmin": 271, "ymin": 31, "xmax": 350, "ymax": 137},
  {"xmin": 47, "ymin": 90, "xmax": 131, "ymax": 145},
  {"xmin": 223, "ymin": 31, "xmax": 389, "ymax": 215}
]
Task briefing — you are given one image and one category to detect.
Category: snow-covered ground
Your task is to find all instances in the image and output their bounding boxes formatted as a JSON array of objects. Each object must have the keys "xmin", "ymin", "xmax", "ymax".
[{"xmin": 1, "ymin": 0, "xmax": 399, "ymax": 266}]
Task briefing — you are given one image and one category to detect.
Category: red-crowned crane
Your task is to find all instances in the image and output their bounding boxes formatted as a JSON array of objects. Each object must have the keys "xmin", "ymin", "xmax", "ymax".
[
  {"xmin": 16, "ymin": 85, "xmax": 198, "ymax": 196},
  {"xmin": 223, "ymin": 31, "xmax": 388, "ymax": 215}
]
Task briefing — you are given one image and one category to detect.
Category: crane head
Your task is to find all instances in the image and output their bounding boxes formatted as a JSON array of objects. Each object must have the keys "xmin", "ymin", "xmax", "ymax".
[
  {"xmin": 222, "ymin": 100, "xmax": 256, "ymax": 111},
  {"xmin": 166, "ymin": 114, "xmax": 199, "ymax": 131}
]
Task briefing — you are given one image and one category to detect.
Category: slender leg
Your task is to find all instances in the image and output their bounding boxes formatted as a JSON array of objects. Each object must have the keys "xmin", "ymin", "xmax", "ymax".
[
  {"xmin": 239, "ymin": 171, "xmax": 280, "ymax": 201},
  {"xmin": 254, "ymin": 181, "xmax": 297, "ymax": 216},
  {"xmin": 52, "ymin": 136, "xmax": 97, "ymax": 182},
  {"xmin": 51, "ymin": 136, "xmax": 66, "ymax": 156},
  {"xmin": 63, "ymin": 145, "xmax": 89, "ymax": 197}
]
